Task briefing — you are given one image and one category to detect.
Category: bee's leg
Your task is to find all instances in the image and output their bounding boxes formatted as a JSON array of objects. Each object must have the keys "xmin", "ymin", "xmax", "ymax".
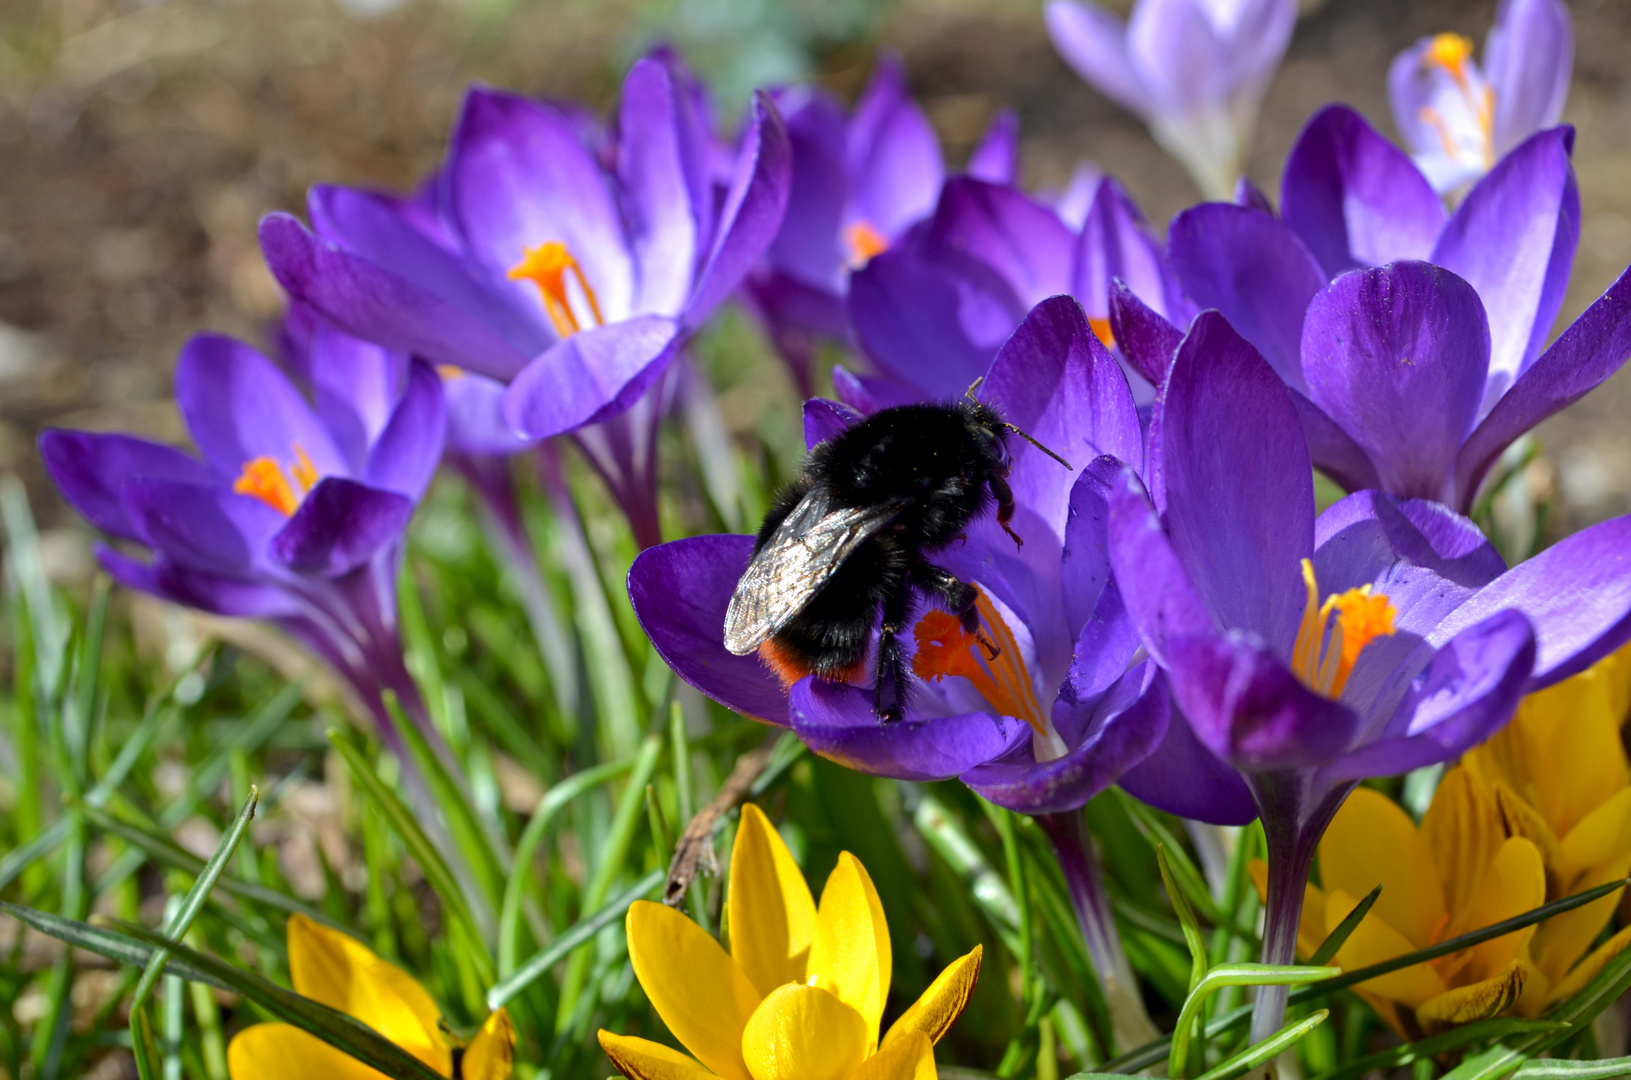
[
  {"xmin": 910, "ymin": 560, "xmax": 980, "ymax": 632},
  {"xmin": 989, "ymin": 471, "xmax": 1023, "ymax": 548},
  {"xmin": 874, "ymin": 582, "xmax": 914, "ymax": 724}
]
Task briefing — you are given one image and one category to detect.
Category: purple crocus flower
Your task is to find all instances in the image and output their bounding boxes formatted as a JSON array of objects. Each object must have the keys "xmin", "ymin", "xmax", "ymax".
[
  {"xmin": 629, "ymin": 296, "xmax": 1169, "ymax": 1049},
  {"xmin": 1105, "ymin": 311, "xmax": 1631, "ymax": 1039},
  {"xmin": 1389, "ymin": 0, "xmax": 1572, "ymax": 195},
  {"xmin": 40, "ymin": 327, "xmax": 446, "ymax": 753},
  {"xmin": 1045, "ymin": 0, "xmax": 1296, "ymax": 199},
  {"xmin": 1163, "ymin": 105, "xmax": 1631, "ymax": 511},
  {"xmin": 744, "ymin": 56, "xmax": 1019, "ymax": 395},
  {"xmin": 258, "ymin": 54, "xmax": 790, "ymax": 546}
]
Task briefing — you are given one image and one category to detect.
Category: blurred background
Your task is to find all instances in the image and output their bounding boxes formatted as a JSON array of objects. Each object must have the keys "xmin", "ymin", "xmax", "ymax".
[{"xmin": 2, "ymin": 0, "xmax": 1630, "ymax": 555}]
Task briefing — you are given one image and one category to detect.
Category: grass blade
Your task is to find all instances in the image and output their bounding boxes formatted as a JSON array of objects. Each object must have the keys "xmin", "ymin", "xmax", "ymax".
[
  {"xmin": 1310, "ymin": 884, "xmax": 1381, "ymax": 967},
  {"xmin": 1169, "ymin": 965, "xmax": 1338, "ymax": 1077},
  {"xmin": 0, "ymin": 902, "xmax": 228, "ymax": 990},
  {"xmin": 1194, "ymin": 1010, "xmax": 1330, "ymax": 1080}
]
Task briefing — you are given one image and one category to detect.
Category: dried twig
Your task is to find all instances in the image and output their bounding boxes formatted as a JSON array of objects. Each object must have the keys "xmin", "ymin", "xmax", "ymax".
[{"xmin": 663, "ymin": 741, "xmax": 778, "ymax": 908}]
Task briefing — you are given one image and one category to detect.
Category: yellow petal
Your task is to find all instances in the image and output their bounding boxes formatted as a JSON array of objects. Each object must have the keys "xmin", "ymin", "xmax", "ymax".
[
  {"xmin": 739, "ymin": 983, "xmax": 869, "ymax": 1080},
  {"xmin": 1544, "ymin": 923, "xmax": 1631, "ymax": 1008},
  {"xmin": 882, "ymin": 946, "xmax": 981, "ymax": 1048},
  {"xmin": 1324, "ymin": 889, "xmax": 1446, "ymax": 1009},
  {"xmin": 727, "ymin": 804, "xmax": 817, "ymax": 997},
  {"xmin": 806, "ymin": 853, "xmax": 891, "ymax": 1043},
  {"xmin": 627, "ymin": 901, "xmax": 761, "ymax": 1080},
  {"xmin": 226, "ymin": 1023, "xmax": 397, "ymax": 1080},
  {"xmin": 1490, "ymin": 783, "xmax": 1562, "ymax": 880},
  {"xmin": 286, "ymin": 914, "xmax": 451, "ymax": 1076},
  {"xmin": 1530, "ymin": 865, "xmax": 1626, "ymax": 987},
  {"xmin": 1459, "ymin": 837, "xmax": 1546, "ymax": 984},
  {"xmin": 1319, "ymin": 787, "xmax": 1445, "ymax": 948},
  {"xmin": 1509, "ymin": 657, "xmax": 1629, "ymax": 832},
  {"xmin": 1414, "ymin": 960, "xmax": 1526, "ymax": 1035},
  {"xmin": 854, "ymin": 1029, "xmax": 936, "ymax": 1080},
  {"xmin": 462, "ymin": 1010, "xmax": 514, "ymax": 1080},
  {"xmin": 1248, "ymin": 860, "xmax": 1327, "ymax": 961},
  {"xmin": 599, "ymin": 1032, "xmax": 723, "ymax": 1080},
  {"xmin": 1558, "ymin": 787, "xmax": 1631, "ymax": 887},
  {"xmin": 1423, "ymin": 768, "xmax": 1505, "ymax": 921}
]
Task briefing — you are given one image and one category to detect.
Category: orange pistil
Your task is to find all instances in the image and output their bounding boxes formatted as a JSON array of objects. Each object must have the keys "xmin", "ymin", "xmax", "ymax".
[
  {"xmin": 233, "ymin": 444, "xmax": 318, "ymax": 517},
  {"xmin": 1088, "ymin": 316, "xmax": 1116, "ymax": 349},
  {"xmin": 1419, "ymin": 33, "xmax": 1496, "ymax": 167},
  {"xmin": 1424, "ymin": 33, "xmax": 1474, "ymax": 84},
  {"xmin": 508, "ymin": 242, "xmax": 605, "ymax": 339},
  {"xmin": 912, "ymin": 587, "xmax": 1049, "ymax": 737},
  {"xmin": 1290, "ymin": 558, "xmax": 1399, "ymax": 699},
  {"xmin": 436, "ymin": 364, "xmax": 465, "ymax": 381},
  {"xmin": 843, "ymin": 221, "xmax": 891, "ymax": 269}
]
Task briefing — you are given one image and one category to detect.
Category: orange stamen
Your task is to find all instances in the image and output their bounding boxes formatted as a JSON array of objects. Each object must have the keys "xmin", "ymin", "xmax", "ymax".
[
  {"xmin": 912, "ymin": 587, "xmax": 1049, "ymax": 737},
  {"xmin": 1420, "ymin": 33, "xmax": 1496, "ymax": 165},
  {"xmin": 232, "ymin": 443, "xmax": 319, "ymax": 517},
  {"xmin": 1088, "ymin": 316, "xmax": 1116, "ymax": 349},
  {"xmin": 844, "ymin": 221, "xmax": 891, "ymax": 269},
  {"xmin": 1424, "ymin": 33, "xmax": 1474, "ymax": 85},
  {"xmin": 1291, "ymin": 558, "xmax": 1398, "ymax": 699},
  {"xmin": 436, "ymin": 364, "xmax": 466, "ymax": 381},
  {"xmin": 508, "ymin": 242, "xmax": 605, "ymax": 339}
]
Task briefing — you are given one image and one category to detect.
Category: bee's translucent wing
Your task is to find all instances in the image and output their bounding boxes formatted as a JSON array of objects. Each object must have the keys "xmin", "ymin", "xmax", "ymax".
[{"xmin": 723, "ymin": 490, "xmax": 910, "ymax": 656}]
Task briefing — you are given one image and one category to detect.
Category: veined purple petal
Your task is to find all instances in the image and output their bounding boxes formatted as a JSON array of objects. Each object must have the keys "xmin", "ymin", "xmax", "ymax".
[
  {"xmin": 803, "ymin": 398, "xmax": 862, "ymax": 449},
  {"xmin": 1290, "ymin": 391, "xmax": 1383, "ymax": 495},
  {"xmin": 1107, "ymin": 278, "xmax": 1183, "ymax": 387},
  {"xmin": 1062, "ymin": 458, "xmax": 1119, "ymax": 639},
  {"xmin": 790, "ymin": 679, "xmax": 1030, "ymax": 782},
  {"xmin": 1045, "ymin": 0, "xmax": 1149, "ymax": 114},
  {"xmin": 967, "ymin": 108, "xmax": 1021, "ymax": 185},
  {"xmin": 1427, "ymin": 514, "xmax": 1631, "ymax": 687},
  {"xmin": 303, "ymin": 322, "xmax": 408, "ymax": 474},
  {"xmin": 443, "ymin": 371, "xmax": 535, "ymax": 456},
  {"xmin": 40, "ymin": 431, "xmax": 212, "ymax": 542},
  {"xmin": 97, "ymin": 546, "xmax": 300, "ymax": 619},
  {"xmin": 618, "ymin": 57, "xmax": 701, "ymax": 318},
  {"xmin": 1456, "ymin": 264, "xmax": 1631, "ymax": 508},
  {"xmin": 446, "ymin": 87, "xmax": 635, "ymax": 324},
  {"xmin": 363, "ymin": 360, "xmax": 446, "ymax": 500},
  {"xmin": 1119, "ymin": 699, "xmax": 1259, "ymax": 825},
  {"xmin": 1165, "ymin": 631, "xmax": 1359, "ymax": 771},
  {"xmin": 1431, "ymin": 126, "xmax": 1579, "ymax": 401},
  {"xmin": 1486, "ymin": 0, "xmax": 1573, "ymax": 155},
  {"xmin": 259, "ymin": 212, "xmax": 532, "ymax": 380},
  {"xmin": 685, "ymin": 92, "xmax": 792, "ymax": 326},
  {"xmin": 270, "ymin": 478, "xmax": 413, "ymax": 577},
  {"xmin": 830, "ymin": 365, "xmax": 919, "ymax": 414},
  {"xmin": 502, "ymin": 315, "xmax": 680, "ymax": 440},
  {"xmin": 1166, "ymin": 203, "xmax": 1323, "ymax": 391},
  {"xmin": 766, "ymin": 87, "xmax": 848, "ymax": 289},
  {"xmin": 845, "ymin": 56, "xmax": 944, "ymax": 241},
  {"xmin": 174, "ymin": 334, "xmax": 347, "ymax": 483},
  {"xmin": 1280, "ymin": 105, "xmax": 1446, "ymax": 278},
  {"xmin": 1073, "ymin": 178, "xmax": 1171, "ymax": 328},
  {"xmin": 120, "ymin": 478, "xmax": 283, "ymax": 577},
  {"xmin": 627, "ymin": 535, "xmax": 790, "ymax": 726},
  {"xmin": 1300, "ymin": 262, "xmax": 1490, "ymax": 502},
  {"xmin": 1155, "ymin": 311, "xmax": 1313, "ymax": 653},
  {"xmin": 848, "ymin": 247, "xmax": 995, "ymax": 399},
  {"xmin": 922, "ymin": 179, "xmax": 1075, "ymax": 316},
  {"xmin": 1107, "ymin": 465, "xmax": 1214, "ymax": 665},
  {"xmin": 1322, "ymin": 609, "xmax": 1534, "ymax": 781}
]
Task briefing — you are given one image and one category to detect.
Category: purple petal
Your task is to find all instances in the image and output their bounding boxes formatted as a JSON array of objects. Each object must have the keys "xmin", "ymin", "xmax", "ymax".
[
  {"xmin": 270, "ymin": 478, "xmax": 412, "ymax": 576},
  {"xmin": 174, "ymin": 334, "xmax": 346, "ymax": 482},
  {"xmin": 1235, "ymin": 176, "xmax": 1273, "ymax": 214},
  {"xmin": 446, "ymin": 87, "xmax": 634, "ymax": 323},
  {"xmin": 1072, "ymin": 178, "xmax": 1173, "ymax": 330},
  {"xmin": 259, "ymin": 212, "xmax": 532, "ymax": 380},
  {"xmin": 1457, "ymin": 264, "xmax": 1631, "ymax": 507},
  {"xmin": 1107, "ymin": 465, "xmax": 1215, "ymax": 665},
  {"xmin": 97, "ymin": 546, "xmax": 299, "ymax": 619},
  {"xmin": 1280, "ymin": 105, "xmax": 1445, "ymax": 278},
  {"xmin": 845, "ymin": 56, "xmax": 945, "ymax": 239},
  {"xmin": 1062, "ymin": 457, "xmax": 1119, "ymax": 638},
  {"xmin": 502, "ymin": 315, "xmax": 680, "ymax": 440},
  {"xmin": 617, "ymin": 57, "xmax": 701, "ymax": 317},
  {"xmin": 39, "ymin": 431, "xmax": 211, "ymax": 542},
  {"xmin": 1428, "ymin": 514, "xmax": 1631, "ymax": 687},
  {"xmin": 830, "ymin": 365, "xmax": 919, "ymax": 413},
  {"xmin": 1166, "ymin": 203, "xmax": 1324, "ymax": 391},
  {"xmin": 848, "ymin": 248, "xmax": 996, "ymax": 399},
  {"xmin": 803, "ymin": 398, "xmax": 861, "ymax": 449},
  {"xmin": 1107, "ymin": 278, "xmax": 1184, "ymax": 387},
  {"xmin": 967, "ymin": 108, "xmax": 1020, "ymax": 185},
  {"xmin": 685, "ymin": 92, "xmax": 793, "ymax": 325},
  {"xmin": 627, "ymin": 535, "xmax": 790, "ymax": 726},
  {"xmin": 362, "ymin": 360, "xmax": 446, "ymax": 500},
  {"xmin": 303, "ymin": 322, "xmax": 408, "ymax": 473},
  {"xmin": 981, "ymin": 295, "xmax": 1142, "ymax": 534},
  {"xmin": 1155, "ymin": 311, "xmax": 1313, "ymax": 653},
  {"xmin": 1322, "ymin": 609, "xmax": 1534, "ymax": 781},
  {"xmin": 766, "ymin": 88, "xmax": 848, "ymax": 289},
  {"xmin": 120, "ymin": 478, "xmax": 283, "ymax": 576},
  {"xmin": 1044, "ymin": 0, "xmax": 1150, "ymax": 115},
  {"xmin": 1165, "ymin": 632, "xmax": 1359, "ymax": 771},
  {"xmin": 1290, "ymin": 391, "xmax": 1383, "ymax": 495},
  {"xmin": 921, "ymin": 179, "xmax": 1075, "ymax": 316},
  {"xmin": 1300, "ymin": 262, "xmax": 1490, "ymax": 502},
  {"xmin": 963, "ymin": 661, "xmax": 1168, "ymax": 814},
  {"xmin": 1118, "ymin": 697, "xmax": 1259, "ymax": 826},
  {"xmin": 1051, "ymin": 162, "xmax": 1104, "ymax": 231},
  {"xmin": 790, "ymin": 679, "xmax": 1029, "ymax": 782},
  {"xmin": 443, "ymin": 371, "xmax": 535, "ymax": 456},
  {"xmin": 1486, "ymin": 0, "xmax": 1573, "ymax": 154},
  {"xmin": 1127, "ymin": 0, "xmax": 1295, "ymax": 113},
  {"xmin": 1431, "ymin": 127, "xmax": 1579, "ymax": 400}
]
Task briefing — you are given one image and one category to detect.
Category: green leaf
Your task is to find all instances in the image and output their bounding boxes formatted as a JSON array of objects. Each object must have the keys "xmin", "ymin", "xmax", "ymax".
[
  {"xmin": 1310, "ymin": 883, "xmax": 1382, "ymax": 966},
  {"xmin": 0, "ymin": 902, "xmax": 228, "ymax": 991},
  {"xmin": 1514, "ymin": 1058, "xmax": 1631, "ymax": 1080},
  {"xmin": 1312, "ymin": 1019, "xmax": 1568, "ymax": 1080},
  {"xmin": 130, "ymin": 787, "xmax": 258, "ymax": 1011},
  {"xmin": 130, "ymin": 1001, "xmax": 160, "ymax": 1080},
  {"xmin": 1169, "ymin": 964, "xmax": 1338, "ymax": 1077},
  {"xmin": 1157, "ymin": 844, "xmax": 1208, "ymax": 994},
  {"xmin": 1193, "ymin": 1009, "xmax": 1331, "ymax": 1080},
  {"xmin": 487, "ymin": 867, "xmax": 663, "ymax": 1011}
]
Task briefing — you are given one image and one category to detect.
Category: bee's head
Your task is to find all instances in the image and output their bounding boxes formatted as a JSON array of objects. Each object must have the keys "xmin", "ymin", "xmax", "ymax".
[{"xmin": 960, "ymin": 400, "xmax": 1012, "ymax": 472}]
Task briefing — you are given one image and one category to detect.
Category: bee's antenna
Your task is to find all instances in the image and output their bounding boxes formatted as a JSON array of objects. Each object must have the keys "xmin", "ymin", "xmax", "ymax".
[{"xmin": 1003, "ymin": 423, "xmax": 1072, "ymax": 470}]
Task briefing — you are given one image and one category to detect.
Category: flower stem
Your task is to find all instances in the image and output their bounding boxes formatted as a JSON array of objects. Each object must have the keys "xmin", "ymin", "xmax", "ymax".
[{"xmin": 1041, "ymin": 809, "xmax": 1161, "ymax": 1054}]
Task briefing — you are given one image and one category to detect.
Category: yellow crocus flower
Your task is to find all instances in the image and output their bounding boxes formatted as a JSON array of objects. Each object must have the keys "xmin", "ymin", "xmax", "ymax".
[
  {"xmin": 228, "ymin": 914, "xmax": 512, "ymax": 1080},
  {"xmin": 599, "ymin": 804, "xmax": 982, "ymax": 1080}
]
